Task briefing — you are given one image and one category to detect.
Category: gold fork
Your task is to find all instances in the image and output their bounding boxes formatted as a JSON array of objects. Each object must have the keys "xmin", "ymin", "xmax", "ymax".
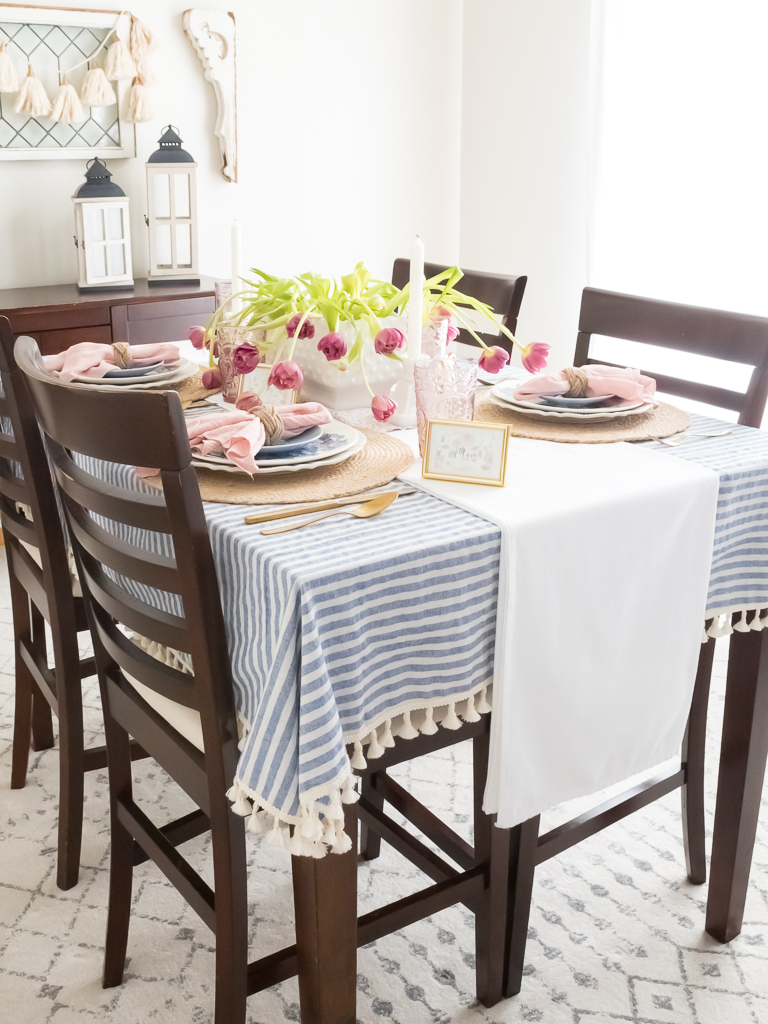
[{"xmin": 260, "ymin": 490, "xmax": 400, "ymax": 535}]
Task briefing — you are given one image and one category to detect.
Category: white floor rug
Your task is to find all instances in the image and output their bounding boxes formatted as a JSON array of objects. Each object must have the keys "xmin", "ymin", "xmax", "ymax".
[{"xmin": 0, "ymin": 553, "xmax": 767, "ymax": 1023}]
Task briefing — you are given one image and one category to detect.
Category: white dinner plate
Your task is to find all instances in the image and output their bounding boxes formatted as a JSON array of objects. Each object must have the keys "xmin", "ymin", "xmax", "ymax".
[
  {"xmin": 491, "ymin": 384, "xmax": 647, "ymax": 417},
  {"xmin": 71, "ymin": 359, "xmax": 197, "ymax": 391},
  {"xmin": 73, "ymin": 361, "xmax": 184, "ymax": 386},
  {"xmin": 487, "ymin": 390, "xmax": 655, "ymax": 423},
  {"xmin": 191, "ymin": 422, "xmax": 366, "ymax": 475}
]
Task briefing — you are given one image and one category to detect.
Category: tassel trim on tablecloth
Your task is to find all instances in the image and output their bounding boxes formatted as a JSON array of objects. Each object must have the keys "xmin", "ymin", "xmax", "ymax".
[
  {"xmin": 227, "ymin": 680, "xmax": 494, "ymax": 859},
  {"xmin": 703, "ymin": 607, "xmax": 768, "ymax": 640}
]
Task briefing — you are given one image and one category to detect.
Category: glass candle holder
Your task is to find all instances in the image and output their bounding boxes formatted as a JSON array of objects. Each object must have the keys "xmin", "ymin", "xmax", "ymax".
[
  {"xmin": 214, "ymin": 279, "xmax": 233, "ymax": 309},
  {"xmin": 413, "ymin": 355, "xmax": 477, "ymax": 455},
  {"xmin": 216, "ymin": 324, "xmax": 258, "ymax": 403}
]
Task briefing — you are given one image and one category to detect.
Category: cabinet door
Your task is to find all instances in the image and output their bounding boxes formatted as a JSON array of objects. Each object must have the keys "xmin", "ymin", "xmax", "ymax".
[{"xmin": 112, "ymin": 296, "xmax": 215, "ymax": 346}]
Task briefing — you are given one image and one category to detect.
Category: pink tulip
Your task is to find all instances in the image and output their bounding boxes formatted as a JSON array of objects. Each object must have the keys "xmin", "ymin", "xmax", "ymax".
[
  {"xmin": 268, "ymin": 360, "xmax": 304, "ymax": 391},
  {"xmin": 430, "ymin": 305, "xmax": 452, "ymax": 321},
  {"xmin": 477, "ymin": 345, "xmax": 510, "ymax": 374},
  {"xmin": 371, "ymin": 395, "xmax": 396, "ymax": 422},
  {"xmin": 374, "ymin": 327, "xmax": 404, "ymax": 355},
  {"xmin": 233, "ymin": 343, "xmax": 260, "ymax": 375},
  {"xmin": 202, "ymin": 368, "xmax": 222, "ymax": 390},
  {"xmin": 520, "ymin": 342, "xmax": 550, "ymax": 374},
  {"xmin": 236, "ymin": 391, "xmax": 262, "ymax": 412},
  {"xmin": 317, "ymin": 332, "xmax": 347, "ymax": 361},
  {"xmin": 188, "ymin": 325, "xmax": 206, "ymax": 350},
  {"xmin": 446, "ymin": 325, "xmax": 460, "ymax": 342},
  {"xmin": 286, "ymin": 314, "xmax": 315, "ymax": 340}
]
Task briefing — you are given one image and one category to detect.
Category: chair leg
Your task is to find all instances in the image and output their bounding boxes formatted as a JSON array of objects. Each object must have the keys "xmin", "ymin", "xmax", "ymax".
[
  {"xmin": 473, "ymin": 731, "xmax": 511, "ymax": 1007},
  {"xmin": 292, "ymin": 804, "xmax": 358, "ymax": 1024},
  {"xmin": 30, "ymin": 604, "xmax": 54, "ymax": 751},
  {"xmin": 681, "ymin": 636, "xmax": 715, "ymax": 885},
  {"xmin": 55, "ymin": 671, "xmax": 85, "ymax": 891},
  {"xmin": 503, "ymin": 815, "xmax": 540, "ymax": 998},
  {"xmin": 211, "ymin": 801, "xmax": 248, "ymax": 1024},
  {"xmin": 10, "ymin": 572, "xmax": 35, "ymax": 787},
  {"xmin": 10, "ymin": 656, "xmax": 33, "ymax": 789},
  {"xmin": 102, "ymin": 715, "xmax": 136, "ymax": 989},
  {"xmin": 359, "ymin": 772, "xmax": 383, "ymax": 860}
]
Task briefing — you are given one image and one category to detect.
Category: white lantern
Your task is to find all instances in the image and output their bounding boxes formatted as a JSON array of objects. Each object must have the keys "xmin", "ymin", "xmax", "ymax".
[
  {"xmin": 145, "ymin": 126, "xmax": 200, "ymax": 286},
  {"xmin": 72, "ymin": 159, "xmax": 134, "ymax": 292}
]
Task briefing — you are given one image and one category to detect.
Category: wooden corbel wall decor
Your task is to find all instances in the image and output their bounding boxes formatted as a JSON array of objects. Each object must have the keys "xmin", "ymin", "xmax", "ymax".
[{"xmin": 182, "ymin": 8, "xmax": 236, "ymax": 182}]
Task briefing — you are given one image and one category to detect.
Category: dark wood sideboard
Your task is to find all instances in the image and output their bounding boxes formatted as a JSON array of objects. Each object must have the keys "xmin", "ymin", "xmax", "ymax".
[{"xmin": 0, "ymin": 277, "xmax": 218, "ymax": 355}]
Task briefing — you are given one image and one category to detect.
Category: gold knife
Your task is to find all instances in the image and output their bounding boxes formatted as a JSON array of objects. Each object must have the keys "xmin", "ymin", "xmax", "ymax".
[{"xmin": 243, "ymin": 488, "xmax": 417, "ymax": 526}]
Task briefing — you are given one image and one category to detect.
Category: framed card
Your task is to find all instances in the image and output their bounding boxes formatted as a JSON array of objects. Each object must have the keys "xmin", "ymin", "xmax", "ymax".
[{"xmin": 422, "ymin": 419, "xmax": 509, "ymax": 487}]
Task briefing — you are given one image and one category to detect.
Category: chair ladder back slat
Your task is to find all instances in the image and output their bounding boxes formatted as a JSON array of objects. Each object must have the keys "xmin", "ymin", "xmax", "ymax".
[
  {"xmin": 104, "ymin": 672, "xmax": 211, "ymax": 815},
  {"xmin": 78, "ymin": 551, "xmax": 190, "ymax": 653},
  {"xmin": 0, "ymin": 501, "xmax": 39, "ymax": 548},
  {"xmin": 48, "ymin": 441, "xmax": 173, "ymax": 534},
  {"xmin": 90, "ymin": 603, "xmax": 198, "ymax": 711},
  {"xmin": 63, "ymin": 494, "xmax": 181, "ymax": 595}
]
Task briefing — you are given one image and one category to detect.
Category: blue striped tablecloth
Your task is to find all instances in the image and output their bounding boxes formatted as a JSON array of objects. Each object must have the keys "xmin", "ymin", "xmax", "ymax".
[{"xmin": 81, "ymin": 411, "xmax": 768, "ymax": 853}]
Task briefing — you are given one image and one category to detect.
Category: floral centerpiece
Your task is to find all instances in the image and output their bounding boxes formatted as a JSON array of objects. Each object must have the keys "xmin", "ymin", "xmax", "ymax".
[{"xmin": 189, "ymin": 263, "xmax": 549, "ymax": 421}]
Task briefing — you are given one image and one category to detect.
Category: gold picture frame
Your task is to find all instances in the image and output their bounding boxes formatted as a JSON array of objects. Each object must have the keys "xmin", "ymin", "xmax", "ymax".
[{"xmin": 422, "ymin": 419, "xmax": 509, "ymax": 487}]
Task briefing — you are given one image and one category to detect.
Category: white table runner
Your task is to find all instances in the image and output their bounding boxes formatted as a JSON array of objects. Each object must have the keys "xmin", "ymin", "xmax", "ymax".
[{"xmin": 400, "ymin": 435, "xmax": 719, "ymax": 828}]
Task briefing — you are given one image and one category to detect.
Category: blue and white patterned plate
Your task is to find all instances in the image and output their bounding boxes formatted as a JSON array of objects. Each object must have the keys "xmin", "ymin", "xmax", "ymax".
[{"xmin": 191, "ymin": 419, "xmax": 364, "ymax": 473}]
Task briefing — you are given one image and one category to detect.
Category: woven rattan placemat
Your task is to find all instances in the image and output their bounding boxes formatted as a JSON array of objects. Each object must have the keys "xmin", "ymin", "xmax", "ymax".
[
  {"xmin": 181, "ymin": 429, "xmax": 415, "ymax": 505},
  {"xmin": 474, "ymin": 392, "xmax": 690, "ymax": 443}
]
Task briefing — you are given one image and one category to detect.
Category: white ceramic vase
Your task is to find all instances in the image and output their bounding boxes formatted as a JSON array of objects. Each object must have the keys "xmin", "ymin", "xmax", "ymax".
[{"xmin": 291, "ymin": 316, "xmax": 406, "ymax": 410}]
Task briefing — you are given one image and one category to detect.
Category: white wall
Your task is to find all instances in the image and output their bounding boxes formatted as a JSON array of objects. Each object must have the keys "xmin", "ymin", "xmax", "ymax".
[
  {"xmin": 0, "ymin": 0, "xmax": 463, "ymax": 290},
  {"xmin": 459, "ymin": 0, "xmax": 593, "ymax": 367}
]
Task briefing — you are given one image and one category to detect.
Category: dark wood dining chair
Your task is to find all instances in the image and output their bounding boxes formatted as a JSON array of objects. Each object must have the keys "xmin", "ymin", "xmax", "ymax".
[
  {"xmin": 0, "ymin": 315, "xmax": 132, "ymax": 890},
  {"xmin": 502, "ymin": 288, "xmax": 768, "ymax": 998},
  {"xmin": 575, "ymin": 287, "xmax": 768, "ymax": 427},
  {"xmin": 392, "ymin": 259, "xmax": 527, "ymax": 354},
  {"xmin": 15, "ymin": 333, "xmax": 513, "ymax": 1022}
]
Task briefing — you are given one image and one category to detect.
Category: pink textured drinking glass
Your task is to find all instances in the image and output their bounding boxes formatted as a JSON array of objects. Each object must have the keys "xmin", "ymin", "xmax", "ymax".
[{"xmin": 413, "ymin": 356, "xmax": 477, "ymax": 455}]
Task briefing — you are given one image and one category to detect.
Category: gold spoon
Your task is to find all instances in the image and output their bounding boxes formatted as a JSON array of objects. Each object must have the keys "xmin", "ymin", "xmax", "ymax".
[{"xmin": 260, "ymin": 490, "xmax": 400, "ymax": 535}]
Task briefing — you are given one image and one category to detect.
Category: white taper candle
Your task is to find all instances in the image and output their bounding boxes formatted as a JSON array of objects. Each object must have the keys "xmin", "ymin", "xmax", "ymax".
[
  {"xmin": 230, "ymin": 220, "xmax": 242, "ymax": 314},
  {"xmin": 407, "ymin": 235, "xmax": 425, "ymax": 359}
]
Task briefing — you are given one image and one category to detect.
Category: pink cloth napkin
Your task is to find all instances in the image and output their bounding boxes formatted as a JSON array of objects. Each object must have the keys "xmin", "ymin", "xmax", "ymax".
[
  {"xmin": 137, "ymin": 402, "xmax": 333, "ymax": 477},
  {"xmin": 44, "ymin": 342, "xmax": 181, "ymax": 382},
  {"xmin": 513, "ymin": 365, "xmax": 657, "ymax": 406}
]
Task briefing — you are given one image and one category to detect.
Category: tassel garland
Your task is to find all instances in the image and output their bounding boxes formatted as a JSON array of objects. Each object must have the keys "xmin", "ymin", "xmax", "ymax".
[
  {"xmin": 134, "ymin": 57, "xmax": 155, "ymax": 87},
  {"xmin": 125, "ymin": 77, "xmax": 154, "ymax": 123},
  {"xmin": 0, "ymin": 42, "xmax": 19, "ymax": 94},
  {"xmin": 129, "ymin": 15, "xmax": 157, "ymax": 59},
  {"xmin": 50, "ymin": 76, "xmax": 83, "ymax": 123},
  {"xmin": 105, "ymin": 39, "xmax": 136, "ymax": 81},
  {"xmin": 15, "ymin": 67, "xmax": 51, "ymax": 117},
  {"xmin": 80, "ymin": 67, "xmax": 116, "ymax": 107}
]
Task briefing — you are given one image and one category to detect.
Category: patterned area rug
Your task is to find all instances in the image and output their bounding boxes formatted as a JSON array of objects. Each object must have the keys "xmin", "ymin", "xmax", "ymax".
[{"xmin": 0, "ymin": 553, "xmax": 767, "ymax": 1023}]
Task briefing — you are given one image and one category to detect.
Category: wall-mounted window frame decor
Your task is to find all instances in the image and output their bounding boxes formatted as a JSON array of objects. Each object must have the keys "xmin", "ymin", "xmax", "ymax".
[{"xmin": 0, "ymin": 4, "xmax": 135, "ymax": 161}]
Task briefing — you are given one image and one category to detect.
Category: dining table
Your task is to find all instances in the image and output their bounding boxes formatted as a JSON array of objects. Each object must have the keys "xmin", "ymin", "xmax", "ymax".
[{"xmin": 78, "ymin": 390, "xmax": 768, "ymax": 1011}]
